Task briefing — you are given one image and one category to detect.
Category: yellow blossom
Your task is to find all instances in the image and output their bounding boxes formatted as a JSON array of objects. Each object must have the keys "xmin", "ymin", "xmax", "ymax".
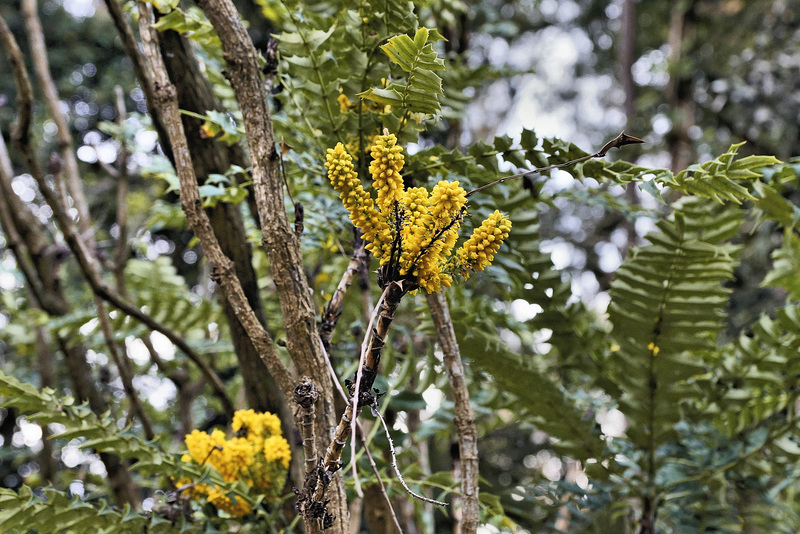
[
  {"xmin": 263, "ymin": 435, "xmax": 292, "ymax": 470},
  {"xmin": 337, "ymin": 93, "xmax": 353, "ymax": 113},
  {"xmin": 326, "ymin": 143, "xmax": 392, "ymax": 261},
  {"xmin": 369, "ymin": 132, "xmax": 405, "ymax": 213},
  {"xmin": 326, "ymin": 134, "xmax": 511, "ymax": 293},
  {"xmin": 180, "ymin": 409, "xmax": 291, "ymax": 514},
  {"xmin": 455, "ymin": 210, "xmax": 512, "ymax": 278}
]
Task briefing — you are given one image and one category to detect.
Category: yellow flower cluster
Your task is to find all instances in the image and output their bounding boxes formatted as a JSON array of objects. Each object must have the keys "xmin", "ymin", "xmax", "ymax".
[
  {"xmin": 454, "ymin": 210, "xmax": 513, "ymax": 278},
  {"xmin": 326, "ymin": 131, "xmax": 511, "ymax": 293},
  {"xmin": 326, "ymin": 143, "xmax": 393, "ymax": 263},
  {"xmin": 180, "ymin": 410, "xmax": 291, "ymax": 517}
]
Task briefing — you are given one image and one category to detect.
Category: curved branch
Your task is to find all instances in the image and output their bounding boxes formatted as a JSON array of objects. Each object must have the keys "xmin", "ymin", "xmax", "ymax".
[
  {"xmin": 192, "ymin": 1, "xmax": 348, "ymax": 528},
  {"xmin": 21, "ymin": 0, "xmax": 91, "ymax": 230}
]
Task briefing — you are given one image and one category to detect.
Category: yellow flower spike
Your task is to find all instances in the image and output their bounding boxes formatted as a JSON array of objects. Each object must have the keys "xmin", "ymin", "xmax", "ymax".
[
  {"xmin": 327, "ymin": 134, "xmax": 511, "ymax": 293},
  {"xmin": 455, "ymin": 210, "xmax": 512, "ymax": 278},
  {"xmin": 326, "ymin": 143, "xmax": 393, "ymax": 262},
  {"xmin": 369, "ymin": 131, "xmax": 406, "ymax": 213},
  {"xmin": 429, "ymin": 180, "xmax": 467, "ymax": 224}
]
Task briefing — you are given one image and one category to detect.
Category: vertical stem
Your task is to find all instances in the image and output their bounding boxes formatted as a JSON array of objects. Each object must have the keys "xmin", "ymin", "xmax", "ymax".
[{"xmin": 426, "ymin": 291, "xmax": 480, "ymax": 534}]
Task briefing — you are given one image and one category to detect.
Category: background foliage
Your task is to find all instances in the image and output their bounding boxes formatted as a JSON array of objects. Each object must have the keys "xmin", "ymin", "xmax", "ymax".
[{"xmin": 1, "ymin": 0, "xmax": 800, "ymax": 533}]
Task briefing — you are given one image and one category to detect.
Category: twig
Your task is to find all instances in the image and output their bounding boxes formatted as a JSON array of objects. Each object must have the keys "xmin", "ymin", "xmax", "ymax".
[
  {"xmin": 426, "ymin": 291, "xmax": 479, "ymax": 533},
  {"xmin": 112, "ymin": 85, "xmax": 130, "ymax": 285},
  {"xmin": 465, "ymin": 131, "xmax": 644, "ymax": 198},
  {"xmin": 137, "ymin": 2, "xmax": 295, "ymax": 403},
  {"xmin": 319, "ymin": 230, "xmax": 368, "ymax": 357},
  {"xmin": 95, "ymin": 296, "xmax": 156, "ymax": 440},
  {"xmin": 374, "ymin": 406, "xmax": 448, "ymax": 507},
  {"xmin": 0, "ymin": 14, "xmax": 32, "ymax": 150},
  {"xmin": 319, "ymin": 340, "xmax": 404, "ymax": 534},
  {"xmin": 0, "ymin": 137, "xmax": 45, "ymax": 309},
  {"xmin": 22, "ymin": 0, "xmax": 91, "ymax": 231}
]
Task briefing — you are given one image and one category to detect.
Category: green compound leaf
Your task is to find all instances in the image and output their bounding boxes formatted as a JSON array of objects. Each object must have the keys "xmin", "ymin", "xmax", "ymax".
[
  {"xmin": 657, "ymin": 142, "xmax": 780, "ymax": 204},
  {"xmin": 608, "ymin": 214, "xmax": 735, "ymax": 464},
  {"xmin": 360, "ymin": 27, "xmax": 445, "ymax": 116}
]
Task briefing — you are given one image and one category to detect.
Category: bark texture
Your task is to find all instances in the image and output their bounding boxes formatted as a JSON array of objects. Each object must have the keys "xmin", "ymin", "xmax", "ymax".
[
  {"xmin": 195, "ymin": 2, "xmax": 348, "ymax": 530},
  {"xmin": 426, "ymin": 291, "xmax": 480, "ymax": 534}
]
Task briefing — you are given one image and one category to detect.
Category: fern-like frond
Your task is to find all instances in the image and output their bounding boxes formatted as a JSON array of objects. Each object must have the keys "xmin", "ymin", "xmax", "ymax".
[
  {"xmin": 0, "ymin": 369, "xmax": 254, "ymax": 513},
  {"xmin": 657, "ymin": 142, "xmax": 780, "ymax": 204},
  {"xmin": 0, "ymin": 486, "xmax": 185, "ymax": 534},
  {"xmin": 608, "ymin": 215, "xmax": 735, "ymax": 455},
  {"xmin": 360, "ymin": 27, "xmax": 445, "ymax": 115}
]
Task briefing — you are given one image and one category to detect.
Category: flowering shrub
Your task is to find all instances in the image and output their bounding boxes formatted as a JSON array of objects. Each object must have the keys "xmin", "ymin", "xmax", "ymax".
[
  {"xmin": 326, "ymin": 131, "xmax": 512, "ymax": 293},
  {"xmin": 179, "ymin": 410, "xmax": 291, "ymax": 517}
]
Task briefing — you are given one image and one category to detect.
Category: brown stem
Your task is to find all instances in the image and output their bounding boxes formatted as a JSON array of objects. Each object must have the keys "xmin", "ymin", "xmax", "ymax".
[
  {"xmin": 112, "ymin": 86, "xmax": 130, "ymax": 283},
  {"xmin": 95, "ymin": 297, "xmax": 156, "ymax": 440},
  {"xmin": 33, "ymin": 318, "xmax": 56, "ymax": 482},
  {"xmin": 193, "ymin": 1, "xmax": 347, "ymax": 528},
  {"xmin": 21, "ymin": 0, "xmax": 91, "ymax": 232},
  {"xmin": 102, "ymin": 0, "xmax": 174, "ymax": 162},
  {"xmin": 323, "ymin": 281, "xmax": 406, "ymax": 473},
  {"xmin": 426, "ymin": 291, "xmax": 479, "ymax": 534}
]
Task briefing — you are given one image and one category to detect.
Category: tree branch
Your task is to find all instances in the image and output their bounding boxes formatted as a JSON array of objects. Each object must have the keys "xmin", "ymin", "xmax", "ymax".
[
  {"xmin": 193, "ymin": 1, "xmax": 348, "ymax": 528},
  {"xmin": 21, "ymin": 0, "xmax": 91, "ymax": 231},
  {"xmin": 426, "ymin": 291, "xmax": 479, "ymax": 534},
  {"xmin": 137, "ymin": 2, "xmax": 295, "ymax": 403},
  {"xmin": 95, "ymin": 296, "xmax": 156, "ymax": 440},
  {"xmin": 102, "ymin": 0, "xmax": 174, "ymax": 162},
  {"xmin": 111, "ymin": 86, "xmax": 130, "ymax": 284}
]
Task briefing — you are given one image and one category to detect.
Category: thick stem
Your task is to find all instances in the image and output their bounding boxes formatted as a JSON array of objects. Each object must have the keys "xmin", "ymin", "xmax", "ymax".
[
  {"xmin": 137, "ymin": 3, "xmax": 295, "ymax": 404},
  {"xmin": 193, "ymin": 1, "xmax": 348, "ymax": 529},
  {"xmin": 426, "ymin": 291, "xmax": 480, "ymax": 534}
]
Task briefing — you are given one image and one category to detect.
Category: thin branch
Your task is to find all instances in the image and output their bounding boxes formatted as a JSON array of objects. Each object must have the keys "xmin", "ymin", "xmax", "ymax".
[
  {"xmin": 0, "ymin": 138, "xmax": 43, "ymax": 308},
  {"xmin": 0, "ymin": 17, "xmax": 32, "ymax": 146},
  {"xmin": 21, "ymin": 0, "xmax": 91, "ymax": 231},
  {"xmin": 426, "ymin": 291, "xmax": 479, "ymax": 533},
  {"xmin": 102, "ymin": 0, "xmax": 174, "ymax": 162},
  {"xmin": 137, "ymin": 2, "xmax": 295, "ymax": 402},
  {"xmin": 112, "ymin": 85, "xmax": 130, "ymax": 283},
  {"xmin": 351, "ymin": 285, "xmax": 392, "ymax": 498},
  {"xmin": 374, "ymin": 406, "xmax": 447, "ymax": 508},
  {"xmin": 465, "ymin": 131, "xmax": 644, "ymax": 198},
  {"xmin": 319, "ymin": 341, "xmax": 405, "ymax": 534},
  {"xmin": 95, "ymin": 296, "xmax": 156, "ymax": 440}
]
